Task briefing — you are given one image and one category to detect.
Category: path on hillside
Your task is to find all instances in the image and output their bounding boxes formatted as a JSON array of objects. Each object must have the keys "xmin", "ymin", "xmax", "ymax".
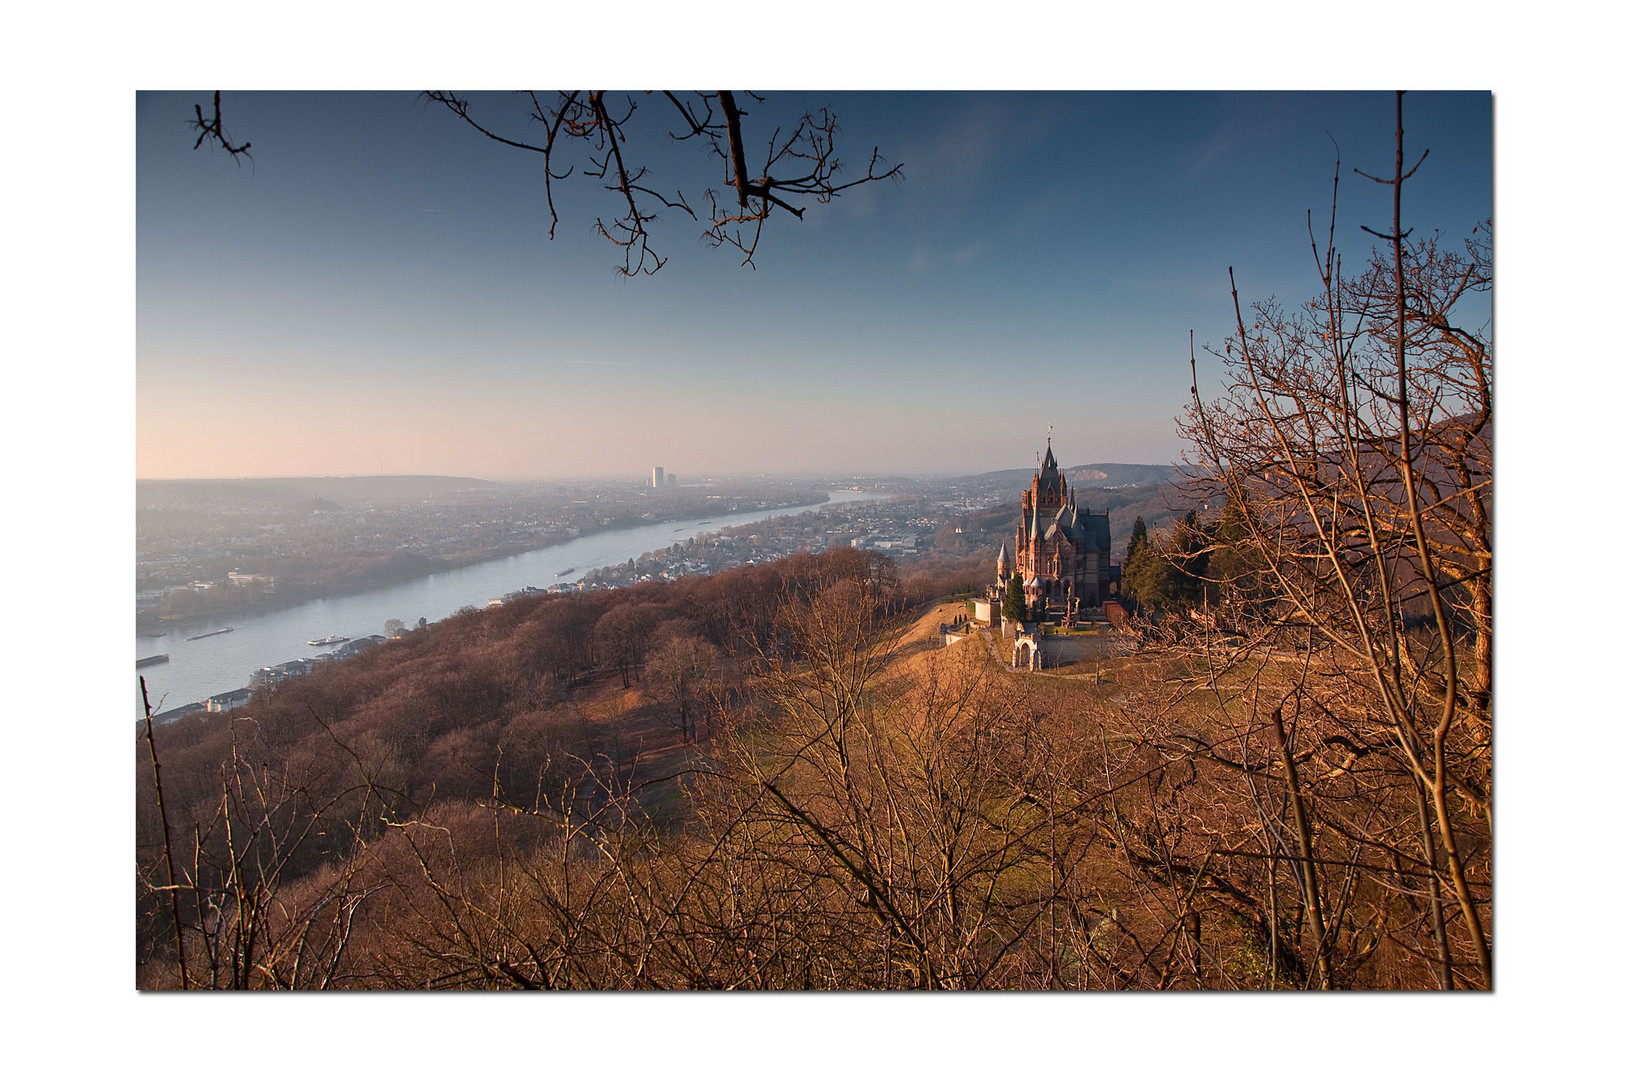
[{"xmin": 976, "ymin": 626, "xmax": 1018, "ymax": 673}]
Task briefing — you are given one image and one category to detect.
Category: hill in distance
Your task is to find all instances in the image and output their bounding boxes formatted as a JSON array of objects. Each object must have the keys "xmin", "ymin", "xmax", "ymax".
[
  {"xmin": 970, "ymin": 462, "xmax": 1179, "ymax": 491},
  {"xmin": 137, "ymin": 475, "xmax": 499, "ymax": 505}
]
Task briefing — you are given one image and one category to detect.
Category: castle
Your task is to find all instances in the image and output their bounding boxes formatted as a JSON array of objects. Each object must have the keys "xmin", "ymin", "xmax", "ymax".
[{"xmin": 994, "ymin": 440, "xmax": 1113, "ymax": 623}]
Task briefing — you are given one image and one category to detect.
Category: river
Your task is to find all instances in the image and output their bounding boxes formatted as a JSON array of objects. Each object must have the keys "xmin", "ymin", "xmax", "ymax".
[{"xmin": 134, "ymin": 489, "xmax": 883, "ymax": 719}]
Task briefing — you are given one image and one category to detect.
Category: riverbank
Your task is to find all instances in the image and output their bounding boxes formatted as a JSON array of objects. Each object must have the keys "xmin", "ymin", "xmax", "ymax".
[
  {"xmin": 135, "ymin": 492, "xmax": 879, "ymax": 716},
  {"xmin": 137, "ymin": 493, "xmax": 833, "ymax": 637}
]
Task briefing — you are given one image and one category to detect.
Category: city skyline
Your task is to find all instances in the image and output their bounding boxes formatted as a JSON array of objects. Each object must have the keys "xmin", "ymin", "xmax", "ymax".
[{"xmin": 137, "ymin": 90, "xmax": 1492, "ymax": 481}]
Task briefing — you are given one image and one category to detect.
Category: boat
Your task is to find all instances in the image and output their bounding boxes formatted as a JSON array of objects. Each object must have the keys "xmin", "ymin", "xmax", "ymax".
[
  {"xmin": 186, "ymin": 627, "xmax": 235, "ymax": 640},
  {"xmin": 307, "ymin": 635, "xmax": 350, "ymax": 647},
  {"xmin": 555, "ymin": 567, "xmax": 576, "ymax": 577},
  {"xmin": 136, "ymin": 654, "xmax": 170, "ymax": 668}
]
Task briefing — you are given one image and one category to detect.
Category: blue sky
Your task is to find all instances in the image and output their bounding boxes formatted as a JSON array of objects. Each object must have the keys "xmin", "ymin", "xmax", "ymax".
[{"xmin": 137, "ymin": 90, "xmax": 1491, "ymax": 480}]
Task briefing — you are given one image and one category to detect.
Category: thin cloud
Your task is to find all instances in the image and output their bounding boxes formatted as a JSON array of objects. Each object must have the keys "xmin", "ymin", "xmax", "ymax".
[{"xmin": 908, "ymin": 243, "xmax": 983, "ymax": 273}]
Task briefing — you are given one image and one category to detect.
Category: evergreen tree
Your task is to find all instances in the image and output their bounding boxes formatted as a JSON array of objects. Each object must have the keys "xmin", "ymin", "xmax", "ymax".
[
  {"xmin": 1206, "ymin": 499, "xmax": 1266, "ymax": 612},
  {"xmin": 1001, "ymin": 576, "xmax": 1028, "ymax": 623},
  {"xmin": 1126, "ymin": 516, "xmax": 1149, "ymax": 564},
  {"xmin": 1174, "ymin": 509, "xmax": 1211, "ymax": 604},
  {"xmin": 1123, "ymin": 541, "xmax": 1175, "ymax": 612},
  {"xmin": 1123, "ymin": 516, "xmax": 1208, "ymax": 615}
]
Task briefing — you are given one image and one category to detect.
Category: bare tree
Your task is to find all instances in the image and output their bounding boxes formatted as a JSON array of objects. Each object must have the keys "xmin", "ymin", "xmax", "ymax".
[
  {"xmin": 192, "ymin": 91, "xmax": 902, "ymax": 276},
  {"xmin": 592, "ymin": 601, "xmax": 660, "ymax": 689},
  {"xmin": 1178, "ymin": 92, "xmax": 1492, "ymax": 987},
  {"xmin": 423, "ymin": 91, "xmax": 902, "ymax": 275},
  {"xmin": 190, "ymin": 91, "xmax": 251, "ymax": 160},
  {"xmin": 646, "ymin": 632, "xmax": 722, "ymax": 744},
  {"xmin": 136, "ymin": 715, "xmax": 395, "ymax": 989}
]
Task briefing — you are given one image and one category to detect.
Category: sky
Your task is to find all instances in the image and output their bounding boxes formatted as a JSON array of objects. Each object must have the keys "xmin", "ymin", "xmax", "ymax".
[{"xmin": 136, "ymin": 90, "xmax": 1492, "ymax": 481}]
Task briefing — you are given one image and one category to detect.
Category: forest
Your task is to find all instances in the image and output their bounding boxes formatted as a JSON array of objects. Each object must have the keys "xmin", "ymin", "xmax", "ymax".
[{"xmin": 138, "ymin": 415, "xmax": 1491, "ymax": 990}]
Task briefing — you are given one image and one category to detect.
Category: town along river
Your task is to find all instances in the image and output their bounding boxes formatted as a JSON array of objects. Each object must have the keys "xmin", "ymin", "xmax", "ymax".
[{"xmin": 135, "ymin": 490, "xmax": 882, "ymax": 720}]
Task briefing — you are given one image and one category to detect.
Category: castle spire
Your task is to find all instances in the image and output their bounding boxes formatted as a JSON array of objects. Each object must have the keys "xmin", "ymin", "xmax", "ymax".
[{"xmin": 1033, "ymin": 437, "xmax": 1064, "ymax": 509}]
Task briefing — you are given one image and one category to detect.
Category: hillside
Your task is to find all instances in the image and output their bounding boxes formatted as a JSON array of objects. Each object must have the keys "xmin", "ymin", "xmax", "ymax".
[
  {"xmin": 969, "ymin": 461, "xmax": 1179, "ymax": 492},
  {"xmin": 136, "ymin": 542, "xmax": 1487, "ymax": 990}
]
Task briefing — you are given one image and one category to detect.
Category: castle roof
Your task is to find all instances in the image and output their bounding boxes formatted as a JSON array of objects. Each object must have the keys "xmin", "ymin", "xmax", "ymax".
[
  {"xmin": 1043, "ymin": 496, "xmax": 1111, "ymax": 551},
  {"xmin": 1034, "ymin": 440, "xmax": 1065, "ymax": 502}
]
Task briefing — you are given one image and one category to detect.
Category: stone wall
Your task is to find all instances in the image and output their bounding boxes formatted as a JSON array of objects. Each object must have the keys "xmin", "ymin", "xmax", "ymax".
[{"xmin": 1036, "ymin": 630, "xmax": 1135, "ymax": 666}]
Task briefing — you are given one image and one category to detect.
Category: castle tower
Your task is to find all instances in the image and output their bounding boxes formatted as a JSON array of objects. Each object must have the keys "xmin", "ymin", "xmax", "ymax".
[
  {"xmin": 998, "ymin": 437, "xmax": 1112, "ymax": 619},
  {"xmin": 1031, "ymin": 439, "xmax": 1067, "ymax": 511}
]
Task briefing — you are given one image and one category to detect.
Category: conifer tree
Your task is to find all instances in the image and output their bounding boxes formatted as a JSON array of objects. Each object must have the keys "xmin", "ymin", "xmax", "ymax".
[
  {"xmin": 1001, "ymin": 576, "xmax": 1027, "ymax": 623},
  {"xmin": 1126, "ymin": 516, "xmax": 1149, "ymax": 564}
]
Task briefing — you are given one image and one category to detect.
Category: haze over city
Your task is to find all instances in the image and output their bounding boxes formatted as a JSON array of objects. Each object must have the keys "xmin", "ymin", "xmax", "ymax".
[{"xmin": 137, "ymin": 90, "xmax": 1491, "ymax": 481}]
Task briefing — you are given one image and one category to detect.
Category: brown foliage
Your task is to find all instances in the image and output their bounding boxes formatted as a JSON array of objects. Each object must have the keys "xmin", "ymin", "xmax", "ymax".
[{"xmin": 139, "ymin": 459, "xmax": 1485, "ymax": 989}]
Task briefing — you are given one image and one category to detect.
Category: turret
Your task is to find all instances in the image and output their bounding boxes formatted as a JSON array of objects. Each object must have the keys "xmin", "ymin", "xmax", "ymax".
[{"xmin": 1032, "ymin": 438, "xmax": 1067, "ymax": 509}]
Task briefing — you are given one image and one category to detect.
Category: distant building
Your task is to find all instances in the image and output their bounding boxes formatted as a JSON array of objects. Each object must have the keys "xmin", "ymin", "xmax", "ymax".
[
  {"xmin": 227, "ymin": 571, "xmax": 275, "ymax": 593},
  {"xmin": 992, "ymin": 440, "xmax": 1112, "ymax": 621},
  {"xmin": 666, "ymin": 473, "xmax": 677, "ymax": 487},
  {"xmin": 205, "ymin": 688, "xmax": 254, "ymax": 713},
  {"xmin": 249, "ymin": 657, "xmax": 318, "ymax": 690},
  {"xmin": 652, "ymin": 466, "xmax": 664, "ymax": 489}
]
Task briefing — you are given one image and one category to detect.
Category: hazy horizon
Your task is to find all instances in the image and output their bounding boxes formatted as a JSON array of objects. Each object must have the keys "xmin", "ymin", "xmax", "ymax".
[{"xmin": 134, "ymin": 457, "xmax": 1183, "ymax": 485}]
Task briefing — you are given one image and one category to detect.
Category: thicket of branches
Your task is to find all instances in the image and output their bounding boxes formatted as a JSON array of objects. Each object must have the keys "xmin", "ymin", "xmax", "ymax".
[
  {"xmin": 138, "ymin": 554, "xmax": 1255, "ymax": 989},
  {"xmin": 192, "ymin": 91, "xmax": 902, "ymax": 276},
  {"xmin": 1170, "ymin": 92, "xmax": 1492, "ymax": 987},
  {"xmin": 138, "ymin": 525, "xmax": 1486, "ymax": 989},
  {"xmin": 426, "ymin": 91, "xmax": 902, "ymax": 275}
]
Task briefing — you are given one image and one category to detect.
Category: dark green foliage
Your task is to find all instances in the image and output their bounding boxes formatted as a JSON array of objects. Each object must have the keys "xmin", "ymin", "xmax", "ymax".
[
  {"xmin": 1000, "ymin": 576, "xmax": 1027, "ymax": 622},
  {"xmin": 1126, "ymin": 516, "xmax": 1149, "ymax": 564},
  {"xmin": 1203, "ymin": 499, "xmax": 1270, "ymax": 612},
  {"xmin": 1122, "ymin": 512, "xmax": 1207, "ymax": 614},
  {"xmin": 1175, "ymin": 510, "xmax": 1211, "ymax": 592}
]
